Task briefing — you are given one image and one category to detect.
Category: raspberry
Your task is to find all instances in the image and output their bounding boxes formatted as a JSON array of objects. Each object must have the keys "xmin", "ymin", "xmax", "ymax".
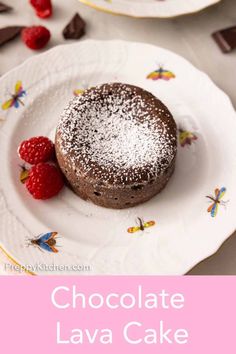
[
  {"xmin": 26, "ymin": 163, "xmax": 64, "ymax": 200},
  {"xmin": 30, "ymin": 0, "xmax": 52, "ymax": 18},
  {"xmin": 21, "ymin": 26, "xmax": 50, "ymax": 50},
  {"xmin": 18, "ymin": 136, "xmax": 55, "ymax": 165}
]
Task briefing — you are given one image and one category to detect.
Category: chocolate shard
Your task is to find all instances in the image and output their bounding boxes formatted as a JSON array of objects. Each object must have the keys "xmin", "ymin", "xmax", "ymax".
[
  {"xmin": 0, "ymin": 2, "xmax": 12, "ymax": 13},
  {"xmin": 63, "ymin": 13, "xmax": 86, "ymax": 40},
  {"xmin": 0, "ymin": 26, "xmax": 24, "ymax": 47},
  {"xmin": 212, "ymin": 26, "xmax": 236, "ymax": 53}
]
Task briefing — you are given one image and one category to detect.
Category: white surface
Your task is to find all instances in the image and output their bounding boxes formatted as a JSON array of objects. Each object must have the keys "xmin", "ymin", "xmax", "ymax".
[
  {"xmin": 78, "ymin": 0, "xmax": 221, "ymax": 18},
  {"xmin": 0, "ymin": 0, "xmax": 236, "ymax": 275}
]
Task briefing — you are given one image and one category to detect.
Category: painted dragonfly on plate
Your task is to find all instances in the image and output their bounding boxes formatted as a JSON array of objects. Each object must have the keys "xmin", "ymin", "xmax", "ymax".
[
  {"xmin": 1, "ymin": 81, "xmax": 26, "ymax": 110},
  {"xmin": 206, "ymin": 187, "xmax": 227, "ymax": 217},
  {"xmin": 127, "ymin": 217, "xmax": 156, "ymax": 233}
]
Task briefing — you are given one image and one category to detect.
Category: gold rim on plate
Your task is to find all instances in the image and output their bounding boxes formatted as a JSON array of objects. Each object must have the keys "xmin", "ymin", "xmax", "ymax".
[
  {"xmin": 78, "ymin": 0, "xmax": 221, "ymax": 19},
  {"xmin": 0, "ymin": 245, "xmax": 35, "ymax": 275}
]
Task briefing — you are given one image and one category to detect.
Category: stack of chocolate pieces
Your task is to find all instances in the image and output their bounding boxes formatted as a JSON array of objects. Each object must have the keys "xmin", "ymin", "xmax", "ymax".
[{"xmin": 0, "ymin": 2, "xmax": 25, "ymax": 48}]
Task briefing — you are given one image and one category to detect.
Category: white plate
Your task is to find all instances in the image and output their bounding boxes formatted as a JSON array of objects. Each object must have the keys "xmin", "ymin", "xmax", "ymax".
[
  {"xmin": 0, "ymin": 40, "xmax": 236, "ymax": 275},
  {"xmin": 78, "ymin": 0, "xmax": 221, "ymax": 18}
]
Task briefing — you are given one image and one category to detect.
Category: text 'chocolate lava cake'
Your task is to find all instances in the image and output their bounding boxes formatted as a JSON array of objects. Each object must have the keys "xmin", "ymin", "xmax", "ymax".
[{"xmin": 55, "ymin": 83, "xmax": 177, "ymax": 209}]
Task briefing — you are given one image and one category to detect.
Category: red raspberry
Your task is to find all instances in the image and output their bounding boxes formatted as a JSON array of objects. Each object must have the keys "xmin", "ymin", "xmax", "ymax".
[
  {"xmin": 18, "ymin": 136, "xmax": 55, "ymax": 165},
  {"xmin": 26, "ymin": 163, "xmax": 64, "ymax": 200},
  {"xmin": 30, "ymin": 0, "xmax": 52, "ymax": 18},
  {"xmin": 21, "ymin": 26, "xmax": 50, "ymax": 50}
]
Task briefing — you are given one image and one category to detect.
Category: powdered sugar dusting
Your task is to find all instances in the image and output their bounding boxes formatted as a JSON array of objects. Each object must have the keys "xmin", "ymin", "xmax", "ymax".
[{"xmin": 56, "ymin": 83, "xmax": 177, "ymax": 184}]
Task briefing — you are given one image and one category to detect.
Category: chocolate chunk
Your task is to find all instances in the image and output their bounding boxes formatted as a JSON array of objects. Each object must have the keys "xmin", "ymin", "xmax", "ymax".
[
  {"xmin": 63, "ymin": 13, "xmax": 86, "ymax": 40},
  {"xmin": 0, "ymin": 26, "xmax": 24, "ymax": 47},
  {"xmin": 212, "ymin": 26, "xmax": 236, "ymax": 53},
  {"xmin": 0, "ymin": 2, "xmax": 12, "ymax": 13}
]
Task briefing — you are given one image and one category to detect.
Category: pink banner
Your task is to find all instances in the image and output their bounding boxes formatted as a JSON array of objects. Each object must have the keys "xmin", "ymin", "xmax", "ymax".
[{"xmin": 0, "ymin": 276, "xmax": 235, "ymax": 353}]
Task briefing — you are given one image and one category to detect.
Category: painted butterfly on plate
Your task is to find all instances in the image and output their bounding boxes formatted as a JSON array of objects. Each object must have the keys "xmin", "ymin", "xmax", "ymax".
[
  {"xmin": 147, "ymin": 66, "xmax": 175, "ymax": 81},
  {"xmin": 29, "ymin": 232, "xmax": 59, "ymax": 253},
  {"xmin": 206, "ymin": 187, "xmax": 227, "ymax": 218},
  {"xmin": 73, "ymin": 88, "xmax": 85, "ymax": 96},
  {"xmin": 127, "ymin": 217, "xmax": 156, "ymax": 233},
  {"xmin": 179, "ymin": 129, "xmax": 198, "ymax": 147},
  {"xmin": 1, "ymin": 81, "xmax": 26, "ymax": 110}
]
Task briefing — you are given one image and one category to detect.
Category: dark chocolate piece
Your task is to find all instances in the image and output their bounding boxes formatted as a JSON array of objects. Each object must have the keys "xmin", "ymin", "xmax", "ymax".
[
  {"xmin": 212, "ymin": 26, "xmax": 236, "ymax": 53},
  {"xmin": 63, "ymin": 13, "xmax": 86, "ymax": 40},
  {"xmin": 0, "ymin": 2, "xmax": 12, "ymax": 13},
  {"xmin": 0, "ymin": 26, "xmax": 24, "ymax": 47}
]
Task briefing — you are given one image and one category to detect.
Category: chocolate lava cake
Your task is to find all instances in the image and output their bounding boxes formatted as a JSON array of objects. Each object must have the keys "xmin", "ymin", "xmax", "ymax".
[{"xmin": 55, "ymin": 83, "xmax": 177, "ymax": 209}]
